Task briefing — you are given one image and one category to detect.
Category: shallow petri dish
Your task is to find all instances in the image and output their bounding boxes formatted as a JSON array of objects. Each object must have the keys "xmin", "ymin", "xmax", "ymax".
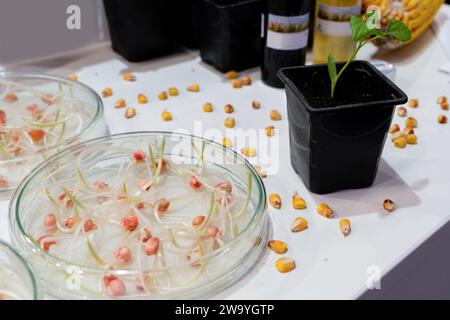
[
  {"xmin": 10, "ymin": 132, "xmax": 267, "ymax": 299},
  {"xmin": 0, "ymin": 72, "xmax": 107, "ymax": 194},
  {"xmin": 0, "ymin": 239, "xmax": 39, "ymax": 300}
]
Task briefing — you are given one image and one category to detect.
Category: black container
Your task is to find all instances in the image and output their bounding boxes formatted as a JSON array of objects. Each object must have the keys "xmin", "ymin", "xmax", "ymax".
[
  {"xmin": 173, "ymin": 0, "xmax": 199, "ymax": 48},
  {"xmin": 196, "ymin": 0, "xmax": 265, "ymax": 72},
  {"xmin": 103, "ymin": 0, "xmax": 175, "ymax": 62},
  {"xmin": 278, "ymin": 61, "xmax": 408, "ymax": 194}
]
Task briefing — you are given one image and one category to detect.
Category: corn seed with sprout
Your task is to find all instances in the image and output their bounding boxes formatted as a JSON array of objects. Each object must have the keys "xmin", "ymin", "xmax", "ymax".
[
  {"xmin": 69, "ymin": 74, "xmax": 78, "ymax": 81},
  {"xmin": 383, "ymin": 199, "xmax": 395, "ymax": 212},
  {"xmin": 265, "ymin": 125, "xmax": 275, "ymax": 137},
  {"xmin": 224, "ymin": 104, "xmax": 234, "ymax": 114},
  {"xmin": 275, "ymin": 257, "xmax": 296, "ymax": 273},
  {"xmin": 225, "ymin": 70, "xmax": 238, "ymax": 79},
  {"xmin": 125, "ymin": 107, "xmax": 136, "ymax": 119},
  {"xmin": 270, "ymin": 109, "xmax": 281, "ymax": 121},
  {"xmin": 138, "ymin": 94, "xmax": 148, "ymax": 104},
  {"xmin": 389, "ymin": 124, "xmax": 400, "ymax": 134},
  {"xmin": 393, "ymin": 136, "xmax": 407, "ymax": 148},
  {"xmin": 269, "ymin": 193, "xmax": 281, "ymax": 209},
  {"xmin": 291, "ymin": 217, "xmax": 308, "ymax": 233},
  {"xmin": 406, "ymin": 134, "xmax": 417, "ymax": 145},
  {"xmin": 438, "ymin": 114, "xmax": 448, "ymax": 124},
  {"xmin": 339, "ymin": 219, "xmax": 351, "ymax": 237},
  {"xmin": 102, "ymin": 87, "xmax": 113, "ymax": 97},
  {"xmin": 224, "ymin": 117, "xmax": 235, "ymax": 128},
  {"xmin": 317, "ymin": 203, "xmax": 334, "ymax": 219},
  {"xmin": 231, "ymin": 79, "xmax": 242, "ymax": 89},
  {"xmin": 168, "ymin": 87, "xmax": 179, "ymax": 96},
  {"xmin": 441, "ymin": 101, "xmax": 449, "ymax": 111},
  {"xmin": 267, "ymin": 240, "xmax": 288, "ymax": 254},
  {"xmin": 241, "ymin": 76, "xmax": 252, "ymax": 86},
  {"xmin": 409, "ymin": 99, "xmax": 418, "ymax": 108},
  {"xmin": 397, "ymin": 107, "xmax": 407, "ymax": 117},
  {"xmin": 253, "ymin": 165, "xmax": 266, "ymax": 178},
  {"xmin": 122, "ymin": 72, "xmax": 136, "ymax": 81},
  {"xmin": 292, "ymin": 192, "xmax": 306, "ymax": 210},
  {"xmin": 161, "ymin": 110, "xmax": 172, "ymax": 121},
  {"xmin": 187, "ymin": 83, "xmax": 200, "ymax": 92},
  {"xmin": 241, "ymin": 147, "xmax": 256, "ymax": 157},
  {"xmin": 405, "ymin": 117, "xmax": 417, "ymax": 128},
  {"xmin": 404, "ymin": 127, "xmax": 414, "ymax": 135},
  {"xmin": 158, "ymin": 91, "xmax": 168, "ymax": 101},
  {"xmin": 114, "ymin": 98, "xmax": 126, "ymax": 109},
  {"xmin": 222, "ymin": 137, "xmax": 232, "ymax": 148},
  {"xmin": 252, "ymin": 100, "xmax": 261, "ymax": 109}
]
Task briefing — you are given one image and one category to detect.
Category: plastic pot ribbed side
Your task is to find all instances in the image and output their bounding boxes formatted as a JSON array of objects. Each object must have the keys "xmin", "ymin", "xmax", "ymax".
[
  {"xmin": 103, "ymin": 0, "xmax": 175, "ymax": 62},
  {"xmin": 196, "ymin": 0, "xmax": 265, "ymax": 72},
  {"xmin": 279, "ymin": 61, "xmax": 408, "ymax": 194}
]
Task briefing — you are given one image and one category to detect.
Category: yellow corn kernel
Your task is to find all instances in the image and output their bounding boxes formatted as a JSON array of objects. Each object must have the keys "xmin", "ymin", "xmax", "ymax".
[
  {"xmin": 138, "ymin": 94, "xmax": 148, "ymax": 104},
  {"xmin": 404, "ymin": 127, "xmax": 414, "ymax": 135},
  {"xmin": 225, "ymin": 70, "xmax": 238, "ymax": 79},
  {"xmin": 224, "ymin": 104, "xmax": 234, "ymax": 114},
  {"xmin": 292, "ymin": 192, "xmax": 306, "ymax": 210},
  {"xmin": 339, "ymin": 219, "xmax": 351, "ymax": 237},
  {"xmin": 102, "ymin": 87, "xmax": 113, "ymax": 97},
  {"xmin": 389, "ymin": 124, "xmax": 400, "ymax": 134},
  {"xmin": 441, "ymin": 102, "xmax": 449, "ymax": 111},
  {"xmin": 393, "ymin": 136, "xmax": 407, "ymax": 149},
  {"xmin": 224, "ymin": 117, "xmax": 235, "ymax": 128},
  {"xmin": 69, "ymin": 73, "xmax": 78, "ymax": 81},
  {"xmin": 317, "ymin": 203, "xmax": 334, "ymax": 219},
  {"xmin": 125, "ymin": 107, "xmax": 136, "ymax": 119},
  {"xmin": 168, "ymin": 87, "xmax": 179, "ymax": 96},
  {"xmin": 397, "ymin": 107, "xmax": 407, "ymax": 117},
  {"xmin": 252, "ymin": 100, "xmax": 261, "ymax": 109},
  {"xmin": 267, "ymin": 240, "xmax": 288, "ymax": 254},
  {"xmin": 202, "ymin": 102, "xmax": 213, "ymax": 113},
  {"xmin": 390, "ymin": 131, "xmax": 405, "ymax": 142},
  {"xmin": 437, "ymin": 96, "xmax": 447, "ymax": 104},
  {"xmin": 253, "ymin": 165, "xmax": 267, "ymax": 178},
  {"xmin": 406, "ymin": 134, "xmax": 417, "ymax": 145},
  {"xmin": 241, "ymin": 147, "xmax": 257, "ymax": 157},
  {"xmin": 161, "ymin": 110, "xmax": 172, "ymax": 121},
  {"xmin": 270, "ymin": 109, "xmax": 281, "ymax": 121},
  {"xmin": 409, "ymin": 99, "xmax": 418, "ymax": 108},
  {"xmin": 122, "ymin": 72, "xmax": 136, "ymax": 81},
  {"xmin": 438, "ymin": 114, "xmax": 448, "ymax": 124},
  {"xmin": 222, "ymin": 137, "xmax": 232, "ymax": 148},
  {"xmin": 231, "ymin": 79, "xmax": 242, "ymax": 89},
  {"xmin": 269, "ymin": 193, "xmax": 282, "ymax": 209},
  {"xmin": 187, "ymin": 83, "xmax": 200, "ymax": 92},
  {"xmin": 291, "ymin": 217, "xmax": 308, "ymax": 233},
  {"xmin": 383, "ymin": 199, "xmax": 395, "ymax": 212},
  {"xmin": 241, "ymin": 76, "xmax": 252, "ymax": 86},
  {"xmin": 405, "ymin": 117, "xmax": 417, "ymax": 128},
  {"xmin": 114, "ymin": 98, "xmax": 126, "ymax": 109},
  {"xmin": 265, "ymin": 125, "xmax": 275, "ymax": 137},
  {"xmin": 158, "ymin": 91, "xmax": 168, "ymax": 101},
  {"xmin": 275, "ymin": 257, "xmax": 296, "ymax": 273}
]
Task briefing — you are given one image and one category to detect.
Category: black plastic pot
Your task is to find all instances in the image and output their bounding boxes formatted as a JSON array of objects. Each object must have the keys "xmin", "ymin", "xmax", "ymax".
[
  {"xmin": 103, "ymin": 0, "xmax": 175, "ymax": 62},
  {"xmin": 196, "ymin": 0, "xmax": 265, "ymax": 72},
  {"xmin": 278, "ymin": 61, "xmax": 408, "ymax": 194},
  {"xmin": 173, "ymin": 0, "xmax": 199, "ymax": 48}
]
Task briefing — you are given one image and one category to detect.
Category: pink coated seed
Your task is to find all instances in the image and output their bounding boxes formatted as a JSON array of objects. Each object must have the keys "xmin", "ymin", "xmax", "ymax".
[
  {"xmin": 139, "ymin": 228, "xmax": 152, "ymax": 243},
  {"xmin": 3, "ymin": 92, "xmax": 18, "ymax": 103},
  {"xmin": 83, "ymin": 219, "xmax": 97, "ymax": 233},
  {"xmin": 144, "ymin": 237, "xmax": 160, "ymax": 256},
  {"xmin": 215, "ymin": 182, "xmax": 232, "ymax": 193},
  {"xmin": 94, "ymin": 180, "xmax": 109, "ymax": 190},
  {"xmin": 121, "ymin": 214, "xmax": 139, "ymax": 232},
  {"xmin": 157, "ymin": 198, "xmax": 170, "ymax": 214},
  {"xmin": 27, "ymin": 103, "xmax": 39, "ymax": 112},
  {"xmin": 0, "ymin": 175, "xmax": 8, "ymax": 189},
  {"xmin": 113, "ymin": 247, "xmax": 132, "ymax": 263},
  {"xmin": 103, "ymin": 274, "xmax": 126, "ymax": 297},
  {"xmin": 44, "ymin": 213, "xmax": 57, "ymax": 230},
  {"xmin": 64, "ymin": 216, "xmax": 76, "ymax": 229},
  {"xmin": 132, "ymin": 150, "xmax": 146, "ymax": 163},
  {"xmin": 192, "ymin": 215, "xmax": 206, "ymax": 228},
  {"xmin": 207, "ymin": 226, "xmax": 221, "ymax": 238},
  {"xmin": 189, "ymin": 176, "xmax": 202, "ymax": 190}
]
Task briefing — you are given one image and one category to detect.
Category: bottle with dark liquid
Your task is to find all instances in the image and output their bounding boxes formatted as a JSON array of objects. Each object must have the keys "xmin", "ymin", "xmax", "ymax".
[{"xmin": 262, "ymin": 0, "xmax": 310, "ymax": 88}]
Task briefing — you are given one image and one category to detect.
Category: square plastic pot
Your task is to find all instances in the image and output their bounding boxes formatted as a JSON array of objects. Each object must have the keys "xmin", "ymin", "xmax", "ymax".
[
  {"xmin": 195, "ymin": 0, "xmax": 265, "ymax": 72},
  {"xmin": 278, "ymin": 61, "xmax": 408, "ymax": 194}
]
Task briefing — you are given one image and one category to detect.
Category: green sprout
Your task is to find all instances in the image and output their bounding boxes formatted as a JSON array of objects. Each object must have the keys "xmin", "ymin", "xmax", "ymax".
[{"xmin": 328, "ymin": 11, "xmax": 412, "ymax": 98}]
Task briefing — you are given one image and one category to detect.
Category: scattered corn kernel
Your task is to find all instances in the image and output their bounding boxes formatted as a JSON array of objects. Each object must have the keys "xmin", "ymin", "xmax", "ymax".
[
  {"xmin": 224, "ymin": 117, "xmax": 235, "ymax": 128},
  {"xmin": 231, "ymin": 79, "xmax": 242, "ymax": 89},
  {"xmin": 225, "ymin": 70, "xmax": 238, "ymax": 79},
  {"xmin": 405, "ymin": 117, "xmax": 417, "ymax": 128},
  {"xmin": 241, "ymin": 147, "xmax": 257, "ymax": 157},
  {"xmin": 404, "ymin": 127, "xmax": 414, "ymax": 135},
  {"xmin": 390, "ymin": 131, "xmax": 404, "ymax": 142},
  {"xmin": 125, "ymin": 107, "xmax": 136, "ymax": 119},
  {"xmin": 409, "ymin": 99, "xmax": 418, "ymax": 108},
  {"xmin": 275, "ymin": 257, "xmax": 296, "ymax": 273},
  {"xmin": 158, "ymin": 91, "xmax": 168, "ymax": 101},
  {"xmin": 241, "ymin": 76, "xmax": 252, "ymax": 86},
  {"xmin": 270, "ymin": 109, "xmax": 281, "ymax": 121},
  {"xmin": 292, "ymin": 192, "xmax": 306, "ymax": 210},
  {"xmin": 161, "ymin": 110, "xmax": 172, "ymax": 121},
  {"xmin": 406, "ymin": 134, "xmax": 417, "ymax": 145},
  {"xmin": 102, "ymin": 87, "xmax": 113, "ymax": 97},
  {"xmin": 389, "ymin": 124, "xmax": 400, "ymax": 134},
  {"xmin": 222, "ymin": 137, "xmax": 232, "ymax": 148},
  {"xmin": 383, "ymin": 199, "xmax": 395, "ymax": 212},
  {"xmin": 317, "ymin": 203, "xmax": 334, "ymax": 219},
  {"xmin": 202, "ymin": 102, "xmax": 213, "ymax": 113},
  {"xmin": 122, "ymin": 72, "xmax": 136, "ymax": 81},
  {"xmin": 224, "ymin": 104, "xmax": 234, "ymax": 114},
  {"xmin": 393, "ymin": 136, "xmax": 407, "ymax": 148},
  {"xmin": 252, "ymin": 100, "xmax": 261, "ymax": 109},
  {"xmin": 168, "ymin": 87, "xmax": 179, "ymax": 96},
  {"xmin": 138, "ymin": 94, "xmax": 148, "ymax": 104},
  {"xmin": 253, "ymin": 165, "xmax": 267, "ymax": 178},
  {"xmin": 267, "ymin": 240, "xmax": 288, "ymax": 254},
  {"xmin": 187, "ymin": 83, "xmax": 200, "ymax": 92},
  {"xmin": 397, "ymin": 107, "xmax": 407, "ymax": 117},
  {"xmin": 437, "ymin": 96, "xmax": 447, "ymax": 104},
  {"xmin": 291, "ymin": 217, "xmax": 308, "ymax": 233},
  {"xmin": 438, "ymin": 114, "xmax": 447, "ymax": 124},
  {"xmin": 114, "ymin": 98, "xmax": 126, "ymax": 109},
  {"xmin": 339, "ymin": 219, "xmax": 351, "ymax": 237},
  {"xmin": 69, "ymin": 73, "xmax": 78, "ymax": 81},
  {"xmin": 265, "ymin": 125, "xmax": 275, "ymax": 137},
  {"xmin": 269, "ymin": 193, "xmax": 282, "ymax": 209},
  {"xmin": 441, "ymin": 101, "xmax": 449, "ymax": 111}
]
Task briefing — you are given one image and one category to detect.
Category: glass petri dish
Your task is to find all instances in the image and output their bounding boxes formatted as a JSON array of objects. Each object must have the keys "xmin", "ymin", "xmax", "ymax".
[
  {"xmin": 0, "ymin": 239, "xmax": 39, "ymax": 300},
  {"xmin": 10, "ymin": 132, "xmax": 268, "ymax": 299},
  {"xmin": 0, "ymin": 72, "xmax": 107, "ymax": 193}
]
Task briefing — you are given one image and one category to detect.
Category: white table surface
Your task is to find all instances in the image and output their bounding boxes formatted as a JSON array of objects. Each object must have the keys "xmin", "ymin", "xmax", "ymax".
[{"xmin": 1, "ymin": 9, "xmax": 450, "ymax": 300}]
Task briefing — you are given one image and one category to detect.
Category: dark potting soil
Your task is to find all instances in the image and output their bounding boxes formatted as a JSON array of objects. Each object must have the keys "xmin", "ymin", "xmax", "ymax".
[{"xmin": 288, "ymin": 62, "xmax": 402, "ymax": 110}]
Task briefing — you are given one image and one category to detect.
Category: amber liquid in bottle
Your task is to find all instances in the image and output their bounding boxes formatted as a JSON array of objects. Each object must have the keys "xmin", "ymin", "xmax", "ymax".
[{"xmin": 312, "ymin": 0, "xmax": 361, "ymax": 64}]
